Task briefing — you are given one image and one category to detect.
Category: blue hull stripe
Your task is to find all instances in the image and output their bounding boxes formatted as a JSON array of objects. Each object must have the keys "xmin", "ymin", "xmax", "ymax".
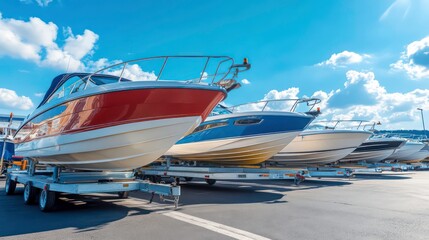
[{"xmin": 177, "ymin": 114, "xmax": 312, "ymax": 144}]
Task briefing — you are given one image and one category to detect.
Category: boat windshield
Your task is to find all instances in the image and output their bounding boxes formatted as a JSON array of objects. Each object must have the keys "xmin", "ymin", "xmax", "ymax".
[
  {"xmin": 210, "ymin": 105, "xmax": 233, "ymax": 116},
  {"xmin": 42, "ymin": 74, "xmax": 129, "ymax": 106}
]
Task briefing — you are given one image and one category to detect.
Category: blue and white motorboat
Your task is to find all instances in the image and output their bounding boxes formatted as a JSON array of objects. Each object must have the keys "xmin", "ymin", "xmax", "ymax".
[{"xmin": 165, "ymin": 99, "xmax": 319, "ymax": 165}]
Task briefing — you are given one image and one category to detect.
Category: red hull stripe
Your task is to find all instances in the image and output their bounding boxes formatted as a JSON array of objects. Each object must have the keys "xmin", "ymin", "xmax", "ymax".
[{"xmin": 17, "ymin": 88, "xmax": 225, "ymax": 143}]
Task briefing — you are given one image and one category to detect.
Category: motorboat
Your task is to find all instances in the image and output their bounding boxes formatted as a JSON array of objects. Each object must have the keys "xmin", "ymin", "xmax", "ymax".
[
  {"xmin": 385, "ymin": 140, "xmax": 426, "ymax": 163},
  {"xmin": 165, "ymin": 98, "xmax": 319, "ymax": 165},
  {"xmin": 270, "ymin": 120, "xmax": 372, "ymax": 165},
  {"xmin": 340, "ymin": 137, "xmax": 406, "ymax": 163},
  {"xmin": 0, "ymin": 114, "xmax": 25, "ymax": 163},
  {"xmin": 398, "ymin": 144, "xmax": 429, "ymax": 163},
  {"xmin": 14, "ymin": 56, "xmax": 249, "ymax": 171}
]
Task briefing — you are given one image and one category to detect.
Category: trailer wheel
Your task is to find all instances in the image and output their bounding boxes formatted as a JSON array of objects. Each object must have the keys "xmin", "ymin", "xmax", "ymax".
[
  {"xmin": 5, "ymin": 176, "xmax": 16, "ymax": 195},
  {"xmin": 205, "ymin": 179, "xmax": 216, "ymax": 186},
  {"xmin": 184, "ymin": 177, "xmax": 193, "ymax": 182},
  {"xmin": 117, "ymin": 191, "xmax": 129, "ymax": 198},
  {"xmin": 39, "ymin": 188, "xmax": 56, "ymax": 212},
  {"xmin": 23, "ymin": 183, "xmax": 38, "ymax": 205}
]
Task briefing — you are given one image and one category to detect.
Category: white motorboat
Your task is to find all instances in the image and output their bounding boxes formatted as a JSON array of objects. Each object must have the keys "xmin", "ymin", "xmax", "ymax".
[
  {"xmin": 340, "ymin": 138, "xmax": 406, "ymax": 163},
  {"xmin": 270, "ymin": 129, "xmax": 372, "ymax": 165},
  {"xmin": 386, "ymin": 141, "xmax": 426, "ymax": 163}
]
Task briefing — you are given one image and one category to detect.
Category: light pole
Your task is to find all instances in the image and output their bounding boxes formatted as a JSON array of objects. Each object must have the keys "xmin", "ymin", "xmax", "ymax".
[{"xmin": 417, "ymin": 108, "xmax": 426, "ymax": 135}]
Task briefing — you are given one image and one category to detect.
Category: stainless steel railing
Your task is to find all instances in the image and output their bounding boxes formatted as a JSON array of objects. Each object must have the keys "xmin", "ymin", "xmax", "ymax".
[
  {"xmin": 227, "ymin": 98, "xmax": 321, "ymax": 113},
  {"xmin": 83, "ymin": 56, "xmax": 250, "ymax": 89}
]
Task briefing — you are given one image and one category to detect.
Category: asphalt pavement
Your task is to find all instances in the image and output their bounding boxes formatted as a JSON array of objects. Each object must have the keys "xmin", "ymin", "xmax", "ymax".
[{"xmin": 1, "ymin": 171, "xmax": 429, "ymax": 240}]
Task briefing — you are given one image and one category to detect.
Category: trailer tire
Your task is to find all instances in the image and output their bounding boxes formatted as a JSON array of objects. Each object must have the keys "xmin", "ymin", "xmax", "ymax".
[
  {"xmin": 39, "ymin": 188, "xmax": 56, "ymax": 212},
  {"xmin": 205, "ymin": 179, "xmax": 216, "ymax": 186},
  {"xmin": 23, "ymin": 183, "xmax": 38, "ymax": 205},
  {"xmin": 5, "ymin": 176, "xmax": 16, "ymax": 195},
  {"xmin": 118, "ymin": 191, "xmax": 129, "ymax": 198}
]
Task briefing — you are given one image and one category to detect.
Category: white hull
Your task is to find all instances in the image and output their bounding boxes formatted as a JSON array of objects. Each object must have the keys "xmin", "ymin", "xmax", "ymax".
[
  {"xmin": 340, "ymin": 148, "xmax": 396, "ymax": 163},
  {"xmin": 166, "ymin": 131, "xmax": 300, "ymax": 165},
  {"xmin": 270, "ymin": 130, "xmax": 371, "ymax": 165},
  {"xmin": 385, "ymin": 142, "xmax": 425, "ymax": 162},
  {"xmin": 397, "ymin": 144, "xmax": 429, "ymax": 163},
  {"xmin": 15, "ymin": 116, "xmax": 201, "ymax": 170}
]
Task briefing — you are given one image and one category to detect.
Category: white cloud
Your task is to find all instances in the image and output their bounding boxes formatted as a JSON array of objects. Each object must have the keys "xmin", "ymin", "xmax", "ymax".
[
  {"xmin": 263, "ymin": 88, "xmax": 300, "ymax": 100},
  {"xmin": 0, "ymin": 13, "xmax": 98, "ymax": 72},
  {"xmin": 317, "ymin": 51, "xmax": 370, "ymax": 68},
  {"xmin": 34, "ymin": 92, "xmax": 44, "ymax": 97},
  {"xmin": 259, "ymin": 71, "xmax": 429, "ymax": 129},
  {"xmin": 64, "ymin": 29, "xmax": 98, "ymax": 60},
  {"xmin": 314, "ymin": 71, "xmax": 428, "ymax": 129},
  {"xmin": 241, "ymin": 79, "xmax": 251, "ymax": 85},
  {"xmin": 391, "ymin": 36, "xmax": 429, "ymax": 79},
  {"xmin": 0, "ymin": 88, "xmax": 34, "ymax": 110},
  {"xmin": 110, "ymin": 64, "xmax": 158, "ymax": 81},
  {"xmin": 233, "ymin": 88, "xmax": 301, "ymax": 112}
]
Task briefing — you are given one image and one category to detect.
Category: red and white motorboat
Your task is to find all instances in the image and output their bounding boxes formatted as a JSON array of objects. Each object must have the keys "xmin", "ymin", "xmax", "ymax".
[{"xmin": 14, "ymin": 56, "xmax": 248, "ymax": 170}]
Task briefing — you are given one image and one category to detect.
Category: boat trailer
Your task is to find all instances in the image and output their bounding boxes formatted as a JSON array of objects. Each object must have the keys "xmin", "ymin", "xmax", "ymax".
[
  {"xmin": 4, "ymin": 160, "xmax": 180, "ymax": 212},
  {"xmin": 138, "ymin": 165, "xmax": 311, "ymax": 186}
]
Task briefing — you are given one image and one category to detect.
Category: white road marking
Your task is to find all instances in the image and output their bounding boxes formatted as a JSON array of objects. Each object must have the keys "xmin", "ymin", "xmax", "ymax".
[
  {"xmin": 121, "ymin": 196, "xmax": 271, "ymax": 239},
  {"xmin": 163, "ymin": 211, "xmax": 271, "ymax": 240}
]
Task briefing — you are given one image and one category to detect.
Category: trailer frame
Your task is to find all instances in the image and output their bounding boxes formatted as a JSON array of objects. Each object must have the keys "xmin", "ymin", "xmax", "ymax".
[{"xmin": 4, "ymin": 161, "xmax": 181, "ymax": 212}]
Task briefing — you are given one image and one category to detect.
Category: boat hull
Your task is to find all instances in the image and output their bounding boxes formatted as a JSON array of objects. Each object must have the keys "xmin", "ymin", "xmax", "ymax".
[
  {"xmin": 396, "ymin": 144, "xmax": 429, "ymax": 163},
  {"xmin": 166, "ymin": 131, "xmax": 300, "ymax": 165},
  {"xmin": 15, "ymin": 83, "xmax": 226, "ymax": 170},
  {"xmin": 270, "ymin": 130, "xmax": 371, "ymax": 165},
  {"xmin": 340, "ymin": 139, "xmax": 405, "ymax": 163},
  {"xmin": 17, "ymin": 117, "xmax": 201, "ymax": 170},
  {"xmin": 385, "ymin": 142, "xmax": 425, "ymax": 162},
  {"xmin": 166, "ymin": 112, "xmax": 314, "ymax": 165}
]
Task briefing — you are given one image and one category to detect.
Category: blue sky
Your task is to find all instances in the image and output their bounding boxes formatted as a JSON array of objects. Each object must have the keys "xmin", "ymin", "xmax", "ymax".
[{"xmin": 0, "ymin": 0, "xmax": 429, "ymax": 130}]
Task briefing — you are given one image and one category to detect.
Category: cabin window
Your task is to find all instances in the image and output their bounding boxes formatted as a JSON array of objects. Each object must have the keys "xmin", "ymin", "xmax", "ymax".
[
  {"xmin": 234, "ymin": 118, "xmax": 262, "ymax": 125},
  {"xmin": 46, "ymin": 77, "xmax": 86, "ymax": 103},
  {"xmin": 192, "ymin": 121, "xmax": 228, "ymax": 133}
]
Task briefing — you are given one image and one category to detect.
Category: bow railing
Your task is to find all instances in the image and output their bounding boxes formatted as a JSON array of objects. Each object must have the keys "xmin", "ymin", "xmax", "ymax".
[
  {"xmin": 227, "ymin": 98, "xmax": 321, "ymax": 113},
  {"xmin": 83, "ymin": 56, "xmax": 251, "ymax": 90},
  {"xmin": 310, "ymin": 120, "xmax": 375, "ymax": 130}
]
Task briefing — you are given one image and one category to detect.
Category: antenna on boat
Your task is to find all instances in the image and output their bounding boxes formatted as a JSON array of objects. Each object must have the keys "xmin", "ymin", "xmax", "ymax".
[{"xmin": 65, "ymin": 55, "xmax": 71, "ymax": 73}]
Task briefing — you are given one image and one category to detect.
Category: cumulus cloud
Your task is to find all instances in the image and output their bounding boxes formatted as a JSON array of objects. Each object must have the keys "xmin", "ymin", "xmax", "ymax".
[
  {"xmin": 391, "ymin": 36, "xmax": 429, "ymax": 79},
  {"xmin": 258, "ymin": 71, "xmax": 429, "ymax": 129},
  {"xmin": 241, "ymin": 79, "xmax": 251, "ymax": 85},
  {"xmin": 64, "ymin": 29, "xmax": 98, "ymax": 60},
  {"xmin": 317, "ymin": 51, "xmax": 370, "ymax": 68},
  {"xmin": 34, "ymin": 92, "xmax": 44, "ymax": 97},
  {"xmin": 107, "ymin": 64, "xmax": 158, "ymax": 81},
  {"xmin": 0, "ymin": 13, "xmax": 98, "ymax": 72},
  {"xmin": 0, "ymin": 88, "xmax": 34, "ymax": 110},
  {"xmin": 313, "ymin": 71, "xmax": 428, "ymax": 129}
]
